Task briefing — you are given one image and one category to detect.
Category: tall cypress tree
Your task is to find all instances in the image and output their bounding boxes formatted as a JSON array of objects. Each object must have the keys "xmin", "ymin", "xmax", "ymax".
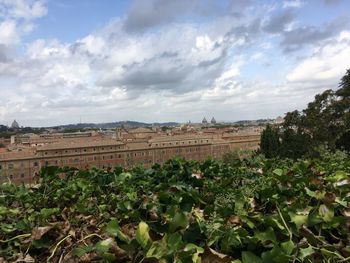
[{"xmin": 260, "ymin": 124, "xmax": 280, "ymax": 158}]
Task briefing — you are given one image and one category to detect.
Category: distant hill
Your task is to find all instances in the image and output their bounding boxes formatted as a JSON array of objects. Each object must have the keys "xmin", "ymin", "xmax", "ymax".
[{"xmin": 50, "ymin": 121, "xmax": 179, "ymax": 130}]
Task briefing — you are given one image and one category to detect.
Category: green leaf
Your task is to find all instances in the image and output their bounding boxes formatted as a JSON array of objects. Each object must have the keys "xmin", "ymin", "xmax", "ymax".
[
  {"xmin": 169, "ymin": 212, "xmax": 189, "ymax": 232},
  {"xmin": 167, "ymin": 232, "xmax": 182, "ymax": 250},
  {"xmin": 146, "ymin": 240, "xmax": 167, "ymax": 259},
  {"xmin": 184, "ymin": 243, "xmax": 204, "ymax": 253},
  {"xmin": 106, "ymin": 220, "xmax": 130, "ymax": 243},
  {"xmin": 298, "ymin": 245, "xmax": 314, "ymax": 260},
  {"xmin": 255, "ymin": 227, "xmax": 276, "ymax": 244},
  {"xmin": 96, "ymin": 238, "xmax": 114, "ymax": 253},
  {"xmin": 273, "ymin": 169, "xmax": 283, "ymax": 176},
  {"xmin": 319, "ymin": 204, "xmax": 334, "ymax": 222},
  {"xmin": 305, "ymin": 187, "xmax": 325, "ymax": 200},
  {"xmin": 289, "ymin": 212, "xmax": 308, "ymax": 228},
  {"xmin": 281, "ymin": 240, "xmax": 295, "ymax": 255},
  {"xmin": 136, "ymin": 221, "xmax": 151, "ymax": 249},
  {"xmin": 242, "ymin": 251, "xmax": 262, "ymax": 263},
  {"xmin": 73, "ymin": 246, "xmax": 93, "ymax": 257},
  {"xmin": 106, "ymin": 220, "xmax": 119, "ymax": 236}
]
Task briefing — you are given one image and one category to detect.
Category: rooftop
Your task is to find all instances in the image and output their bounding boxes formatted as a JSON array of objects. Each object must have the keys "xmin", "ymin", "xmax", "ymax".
[
  {"xmin": 129, "ymin": 127, "xmax": 155, "ymax": 134},
  {"xmin": 36, "ymin": 139, "xmax": 124, "ymax": 151},
  {"xmin": 149, "ymin": 134, "xmax": 213, "ymax": 143}
]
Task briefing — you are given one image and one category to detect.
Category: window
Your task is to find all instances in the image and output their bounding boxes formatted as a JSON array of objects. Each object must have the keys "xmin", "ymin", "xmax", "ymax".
[
  {"xmin": 0, "ymin": 165, "xmax": 2, "ymax": 169},
  {"xmin": 34, "ymin": 161, "xmax": 38, "ymax": 167},
  {"xmin": 9, "ymin": 174, "xmax": 13, "ymax": 179},
  {"xmin": 110, "ymin": 147, "xmax": 113, "ymax": 150},
  {"xmin": 118, "ymin": 154, "xmax": 122, "ymax": 158},
  {"xmin": 8, "ymin": 163, "xmax": 14, "ymax": 169},
  {"xmin": 45, "ymin": 152, "xmax": 48, "ymax": 155},
  {"xmin": 21, "ymin": 173, "xmax": 25, "ymax": 178},
  {"xmin": 83, "ymin": 149, "xmax": 87, "ymax": 152},
  {"xmin": 45, "ymin": 161, "xmax": 49, "ymax": 166},
  {"xmin": 110, "ymin": 155, "xmax": 113, "ymax": 159}
]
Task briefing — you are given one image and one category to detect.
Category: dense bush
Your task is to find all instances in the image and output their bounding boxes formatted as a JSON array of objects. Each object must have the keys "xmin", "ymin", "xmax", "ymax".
[{"xmin": 0, "ymin": 153, "xmax": 349, "ymax": 262}]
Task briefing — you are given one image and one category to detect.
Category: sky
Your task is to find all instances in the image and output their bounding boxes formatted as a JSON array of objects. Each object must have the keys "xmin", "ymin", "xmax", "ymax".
[{"xmin": 0, "ymin": 0, "xmax": 349, "ymax": 127}]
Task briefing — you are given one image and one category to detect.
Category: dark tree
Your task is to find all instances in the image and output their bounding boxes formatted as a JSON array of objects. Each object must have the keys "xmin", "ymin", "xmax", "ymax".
[{"xmin": 260, "ymin": 124, "xmax": 280, "ymax": 158}]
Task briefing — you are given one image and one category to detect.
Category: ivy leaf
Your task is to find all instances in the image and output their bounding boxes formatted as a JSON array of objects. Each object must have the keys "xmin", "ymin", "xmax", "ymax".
[
  {"xmin": 273, "ymin": 169, "xmax": 283, "ymax": 176},
  {"xmin": 319, "ymin": 204, "xmax": 334, "ymax": 222},
  {"xmin": 298, "ymin": 245, "xmax": 314, "ymax": 260},
  {"xmin": 136, "ymin": 221, "xmax": 151, "ymax": 249},
  {"xmin": 255, "ymin": 227, "xmax": 276, "ymax": 244},
  {"xmin": 96, "ymin": 238, "xmax": 114, "ymax": 253},
  {"xmin": 106, "ymin": 220, "xmax": 130, "ymax": 243},
  {"xmin": 167, "ymin": 232, "xmax": 183, "ymax": 250},
  {"xmin": 281, "ymin": 240, "xmax": 295, "ymax": 255},
  {"xmin": 73, "ymin": 245, "xmax": 93, "ymax": 257},
  {"xmin": 242, "ymin": 251, "xmax": 262, "ymax": 263},
  {"xmin": 169, "ymin": 212, "xmax": 189, "ymax": 232},
  {"xmin": 289, "ymin": 212, "xmax": 308, "ymax": 228}
]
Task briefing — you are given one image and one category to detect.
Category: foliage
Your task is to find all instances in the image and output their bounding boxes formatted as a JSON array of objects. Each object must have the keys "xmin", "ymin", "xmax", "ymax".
[
  {"xmin": 260, "ymin": 124, "xmax": 280, "ymax": 158},
  {"xmin": 1, "ymin": 152, "xmax": 349, "ymax": 262},
  {"xmin": 262, "ymin": 68, "xmax": 350, "ymax": 159}
]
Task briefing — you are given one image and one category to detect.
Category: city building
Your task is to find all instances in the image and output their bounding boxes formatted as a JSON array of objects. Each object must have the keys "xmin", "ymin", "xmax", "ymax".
[
  {"xmin": 0, "ymin": 128, "xmax": 261, "ymax": 184},
  {"xmin": 11, "ymin": 120, "xmax": 19, "ymax": 129}
]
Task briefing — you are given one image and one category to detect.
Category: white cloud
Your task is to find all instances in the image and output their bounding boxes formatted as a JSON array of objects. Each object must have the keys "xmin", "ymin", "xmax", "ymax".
[
  {"xmin": 287, "ymin": 31, "xmax": 350, "ymax": 84},
  {"xmin": 283, "ymin": 0, "xmax": 305, "ymax": 8},
  {"xmin": 0, "ymin": 1, "xmax": 349, "ymax": 126},
  {"xmin": 0, "ymin": 0, "xmax": 47, "ymax": 20},
  {"xmin": 0, "ymin": 20, "xmax": 19, "ymax": 45}
]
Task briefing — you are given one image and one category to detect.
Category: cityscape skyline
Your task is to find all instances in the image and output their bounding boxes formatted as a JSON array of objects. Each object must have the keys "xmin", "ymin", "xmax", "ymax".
[{"xmin": 0, "ymin": 0, "xmax": 349, "ymax": 126}]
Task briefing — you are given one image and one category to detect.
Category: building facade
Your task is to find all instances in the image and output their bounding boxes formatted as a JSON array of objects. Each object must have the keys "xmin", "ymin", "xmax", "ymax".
[{"xmin": 0, "ymin": 131, "xmax": 260, "ymax": 184}]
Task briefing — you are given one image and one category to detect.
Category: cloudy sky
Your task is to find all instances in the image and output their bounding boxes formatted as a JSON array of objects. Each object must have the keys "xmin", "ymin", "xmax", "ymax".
[{"xmin": 0, "ymin": 0, "xmax": 349, "ymax": 127}]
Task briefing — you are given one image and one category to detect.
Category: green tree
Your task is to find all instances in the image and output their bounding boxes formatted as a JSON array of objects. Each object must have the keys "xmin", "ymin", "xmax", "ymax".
[
  {"xmin": 260, "ymin": 124, "xmax": 280, "ymax": 158},
  {"xmin": 279, "ymin": 128, "xmax": 312, "ymax": 159}
]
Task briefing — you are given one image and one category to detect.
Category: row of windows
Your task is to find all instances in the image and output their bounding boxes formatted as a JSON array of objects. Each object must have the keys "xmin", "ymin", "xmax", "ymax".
[
  {"xmin": 1, "ymin": 144, "xmax": 235, "ymax": 170},
  {"xmin": 43, "ymin": 146, "xmax": 123, "ymax": 156},
  {"xmin": 0, "ymin": 162, "xmax": 39, "ymax": 170},
  {"xmin": 8, "ymin": 173, "xmax": 25, "ymax": 179},
  {"xmin": 151, "ymin": 139, "xmax": 210, "ymax": 147}
]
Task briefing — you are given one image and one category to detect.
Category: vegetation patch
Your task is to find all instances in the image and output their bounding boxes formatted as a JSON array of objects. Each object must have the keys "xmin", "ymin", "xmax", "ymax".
[{"xmin": 0, "ymin": 152, "xmax": 349, "ymax": 262}]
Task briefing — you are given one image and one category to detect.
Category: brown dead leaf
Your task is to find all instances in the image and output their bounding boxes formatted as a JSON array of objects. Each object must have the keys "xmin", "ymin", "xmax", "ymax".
[
  {"xmin": 227, "ymin": 215, "xmax": 242, "ymax": 226},
  {"xmin": 201, "ymin": 247, "xmax": 232, "ymax": 263},
  {"xmin": 31, "ymin": 226, "xmax": 53, "ymax": 240},
  {"xmin": 342, "ymin": 209, "xmax": 350, "ymax": 218},
  {"xmin": 323, "ymin": 192, "xmax": 336, "ymax": 204},
  {"xmin": 14, "ymin": 254, "xmax": 35, "ymax": 263}
]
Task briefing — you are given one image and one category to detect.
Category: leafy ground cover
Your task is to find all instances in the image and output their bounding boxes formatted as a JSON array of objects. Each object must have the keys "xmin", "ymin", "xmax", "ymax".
[{"xmin": 0, "ymin": 151, "xmax": 350, "ymax": 262}]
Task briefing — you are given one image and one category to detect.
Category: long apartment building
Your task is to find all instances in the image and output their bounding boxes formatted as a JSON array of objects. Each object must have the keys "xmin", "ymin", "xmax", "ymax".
[{"xmin": 0, "ymin": 131, "xmax": 260, "ymax": 184}]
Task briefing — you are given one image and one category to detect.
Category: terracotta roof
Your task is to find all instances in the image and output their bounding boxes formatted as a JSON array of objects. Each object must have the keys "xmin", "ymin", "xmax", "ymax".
[
  {"xmin": 0, "ymin": 151, "xmax": 36, "ymax": 161},
  {"xmin": 149, "ymin": 134, "xmax": 212, "ymax": 143},
  {"xmin": 129, "ymin": 127, "xmax": 155, "ymax": 134},
  {"xmin": 126, "ymin": 142, "xmax": 150, "ymax": 150},
  {"xmin": 36, "ymin": 139, "xmax": 124, "ymax": 151}
]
